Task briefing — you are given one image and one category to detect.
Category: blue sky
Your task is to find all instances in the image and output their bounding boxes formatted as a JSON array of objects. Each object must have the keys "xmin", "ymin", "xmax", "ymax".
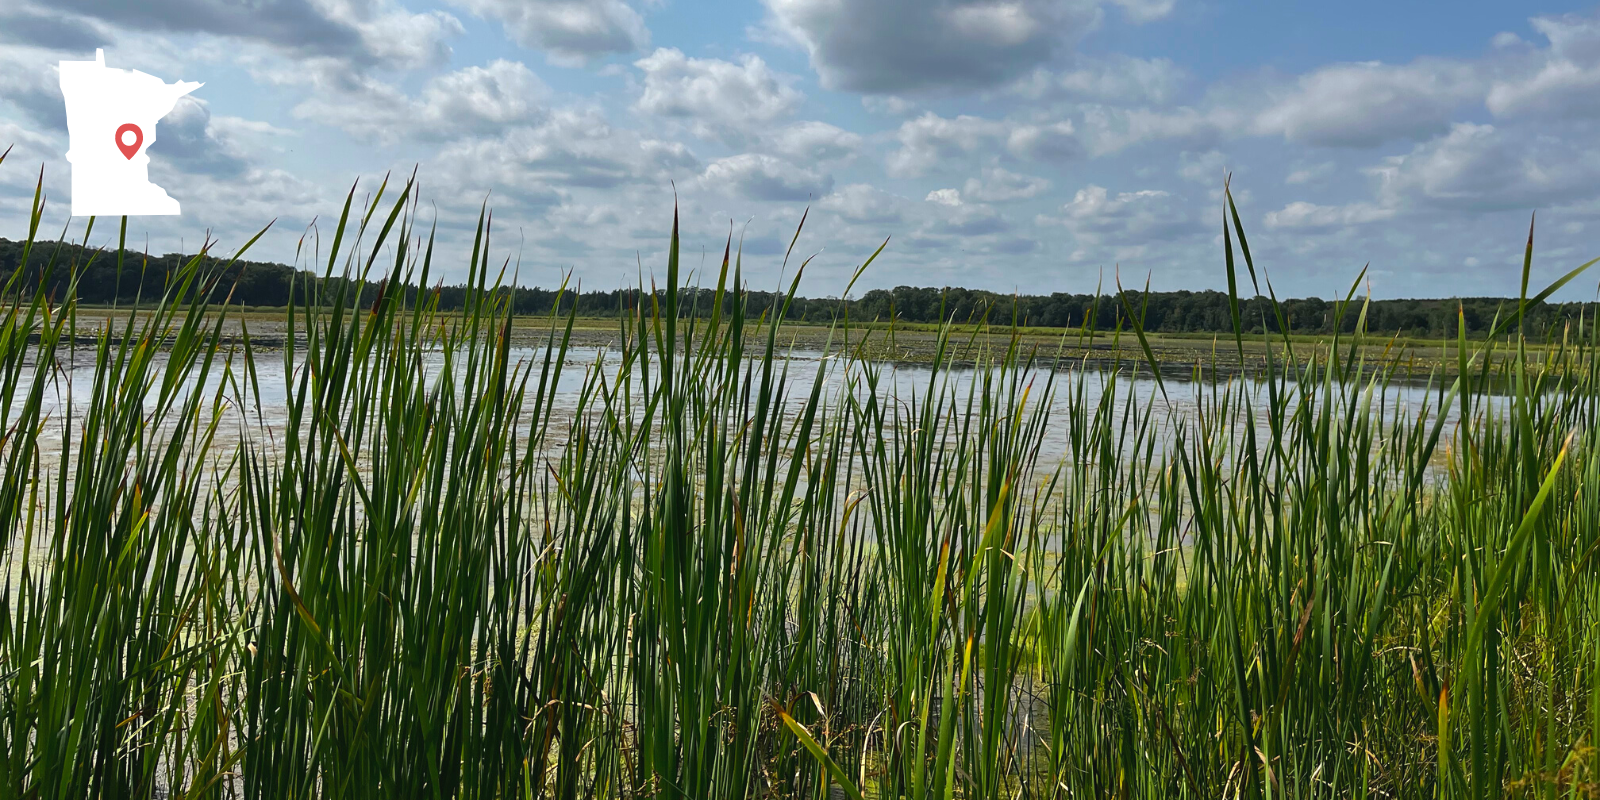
[{"xmin": 3, "ymin": 0, "xmax": 1600, "ymax": 301}]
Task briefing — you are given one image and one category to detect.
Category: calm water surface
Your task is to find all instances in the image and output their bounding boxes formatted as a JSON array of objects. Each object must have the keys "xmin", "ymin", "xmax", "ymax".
[{"xmin": 6, "ymin": 344, "xmax": 1510, "ymax": 475}]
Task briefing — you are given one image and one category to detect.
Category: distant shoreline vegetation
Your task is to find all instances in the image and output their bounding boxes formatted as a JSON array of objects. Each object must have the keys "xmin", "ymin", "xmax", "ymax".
[
  {"xmin": 8, "ymin": 165, "xmax": 1600, "ymax": 797},
  {"xmin": 2, "ymin": 235, "xmax": 1595, "ymax": 338}
]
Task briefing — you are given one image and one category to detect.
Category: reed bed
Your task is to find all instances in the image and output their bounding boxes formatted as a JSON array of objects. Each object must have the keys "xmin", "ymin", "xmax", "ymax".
[{"xmin": 3, "ymin": 163, "xmax": 1600, "ymax": 800}]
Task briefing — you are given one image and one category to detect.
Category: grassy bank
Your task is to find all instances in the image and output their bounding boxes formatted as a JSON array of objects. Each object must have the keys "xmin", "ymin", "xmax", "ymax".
[
  {"xmin": 58, "ymin": 305, "xmax": 1570, "ymax": 381},
  {"xmin": 3, "ymin": 166, "xmax": 1600, "ymax": 799}
]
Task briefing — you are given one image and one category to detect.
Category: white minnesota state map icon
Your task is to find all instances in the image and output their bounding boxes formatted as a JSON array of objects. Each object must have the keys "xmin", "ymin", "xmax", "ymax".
[{"xmin": 59, "ymin": 49, "xmax": 202, "ymax": 217}]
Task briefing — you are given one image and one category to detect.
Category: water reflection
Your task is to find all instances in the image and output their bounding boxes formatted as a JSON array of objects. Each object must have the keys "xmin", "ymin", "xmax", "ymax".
[{"xmin": 8, "ymin": 344, "xmax": 1510, "ymax": 473}]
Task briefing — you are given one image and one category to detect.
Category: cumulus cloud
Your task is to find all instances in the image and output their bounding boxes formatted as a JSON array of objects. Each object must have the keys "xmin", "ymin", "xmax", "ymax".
[
  {"xmin": 0, "ymin": 119, "xmax": 56, "ymax": 154},
  {"xmin": 290, "ymin": 58, "xmax": 547, "ymax": 142},
  {"xmin": 48, "ymin": 0, "xmax": 462, "ymax": 68},
  {"xmin": 1011, "ymin": 54, "xmax": 1187, "ymax": 105},
  {"xmin": 448, "ymin": 0, "xmax": 647, "ymax": 66},
  {"xmin": 1177, "ymin": 150, "xmax": 1225, "ymax": 185},
  {"xmin": 963, "ymin": 166, "xmax": 1050, "ymax": 201},
  {"xmin": 1262, "ymin": 200, "xmax": 1395, "ymax": 230},
  {"xmin": 885, "ymin": 112, "xmax": 1008, "ymax": 178},
  {"xmin": 861, "ymin": 95, "xmax": 916, "ymax": 116},
  {"xmin": 151, "ymin": 165, "xmax": 326, "ymax": 234},
  {"xmin": 1111, "ymin": 0, "xmax": 1175, "ymax": 24},
  {"xmin": 421, "ymin": 60, "xmax": 548, "ymax": 126},
  {"xmin": 1006, "ymin": 120, "xmax": 1079, "ymax": 161},
  {"xmin": 0, "ymin": 118, "xmax": 65, "ymax": 201},
  {"xmin": 1078, "ymin": 104, "xmax": 1229, "ymax": 156},
  {"xmin": 762, "ymin": 0, "xmax": 1103, "ymax": 93},
  {"xmin": 887, "ymin": 112, "xmax": 1078, "ymax": 176},
  {"xmin": 634, "ymin": 48, "xmax": 801, "ymax": 141},
  {"xmin": 821, "ymin": 183, "xmax": 905, "ymax": 224},
  {"xmin": 1285, "ymin": 162, "xmax": 1334, "ymax": 185},
  {"xmin": 1489, "ymin": 61, "xmax": 1600, "ymax": 119},
  {"xmin": 701, "ymin": 153, "xmax": 833, "ymax": 201},
  {"xmin": 0, "ymin": 6, "xmax": 112, "ymax": 50},
  {"xmin": 930, "ymin": 202, "xmax": 1009, "ymax": 236},
  {"xmin": 1253, "ymin": 59, "xmax": 1482, "ymax": 147},
  {"xmin": 1369, "ymin": 122, "xmax": 1600, "ymax": 212},
  {"xmin": 0, "ymin": 53, "xmax": 68, "ymax": 130},
  {"xmin": 763, "ymin": 121, "xmax": 861, "ymax": 163},
  {"xmin": 434, "ymin": 108, "xmax": 698, "ymax": 199},
  {"xmin": 1268, "ymin": 121, "xmax": 1600, "ymax": 229},
  {"xmin": 145, "ymin": 96, "xmax": 253, "ymax": 177},
  {"xmin": 1487, "ymin": 12, "xmax": 1600, "ymax": 120},
  {"xmin": 1043, "ymin": 184, "xmax": 1198, "ymax": 243},
  {"xmin": 12, "ymin": 0, "xmax": 1600, "ymax": 298}
]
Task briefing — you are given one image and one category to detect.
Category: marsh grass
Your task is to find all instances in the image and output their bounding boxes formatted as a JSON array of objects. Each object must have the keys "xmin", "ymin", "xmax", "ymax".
[{"xmin": 2, "ymin": 159, "xmax": 1599, "ymax": 799}]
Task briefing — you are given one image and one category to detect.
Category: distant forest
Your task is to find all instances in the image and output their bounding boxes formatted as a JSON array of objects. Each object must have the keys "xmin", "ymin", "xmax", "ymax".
[{"xmin": 3, "ymin": 236, "xmax": 1597, "ymax": 339}]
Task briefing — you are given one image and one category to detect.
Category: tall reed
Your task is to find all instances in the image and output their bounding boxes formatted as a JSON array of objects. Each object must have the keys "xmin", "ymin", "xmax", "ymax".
[{"xmin": 1, "ymin": 160, "xmax": 1598, "ymax": 799}]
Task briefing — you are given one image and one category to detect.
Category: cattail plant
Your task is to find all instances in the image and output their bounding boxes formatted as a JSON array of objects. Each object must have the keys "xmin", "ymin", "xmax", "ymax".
[{"xmin": 0, "ymin": 155, "xmax": 1597, "ymax": 799}]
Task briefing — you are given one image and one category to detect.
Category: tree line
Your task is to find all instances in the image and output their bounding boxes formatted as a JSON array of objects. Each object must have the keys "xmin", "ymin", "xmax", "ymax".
[{"xmin": 3, "ymin": 236, "xmax": 1595, "ymax": 339}]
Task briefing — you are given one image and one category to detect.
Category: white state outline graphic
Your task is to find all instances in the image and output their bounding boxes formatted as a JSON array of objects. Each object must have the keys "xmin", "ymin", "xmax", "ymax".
[{"xmin": 60, "ymin": 49, "xmax": 202, "ymax": 217}]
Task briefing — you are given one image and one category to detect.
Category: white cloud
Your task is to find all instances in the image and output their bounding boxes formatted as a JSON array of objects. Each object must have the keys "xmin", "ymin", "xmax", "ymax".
[
  {"xmin": 1111, "ymin": 0, "xmax": 1175, "ymax": 23},
  {"xmin": 1043, "ymin": 184, "xmax": 1198, "ymax": 243},
  {"xmin": 10, "ymin": 0, "xmax": 1600, "ymax": 299},
  {"xmin": 149, "ymin": 166, "xmax": 326, "ymax": 235},
  {"xmin": 885, "ymin": 112, "xmax": 1007, "ymax": 178},
  {"xmin": 1011, "ymin": 55, "xmax": 1187, "ymax": 105},
  {"xmin": 886, "ymin": 112, "xmax": 1079, "ymax": 176},
  {"xmin": 421, "ymin": 60, "xmax": 549, "ymax": 127},
  {"xmin": 48, "ymin": 0, "xmax": 461, "ymax": 68},
  {"xmin": 290, "ymin": 58, "xmax": 547, "ymax": 142},
  {"xmin": 1078, "ymin": 104, "xmax": 1229, "ymax": 156},
  {"xmin": 146, "ymin": 96, "xmax": 252, "ymax": 177},
  {"xmin": 0, "ymin": 6, "xmax": 111, "ymax": 51},
  {"xmin": 820, "ymin": 183, "xmax": 905, "ymax": 224},
  {"xmin": 762, "ymin": 0, "xmax": 1102, "ymax": 93},
  {"xmin": 544, "ymin": 200, "xmax": 622, "ymax": 229},
  {"xmin": 433, "ymin": 107, "xmax": 699, "ymax": 199},
  {"xmin": 1489, "ymin": 59, "xmax": 1600, "ymax": 119},
  {"xmin": 448, "ymin": 0, "xmax": 647, "ymax": 66},
  {"xmin": 1369, "ymin": 121, "xmax": 1600, "ymax": 212},
  {"xmin": 1492, "ymin": 31, "xmax": 1524, "ymax": 49},
  {"xmin": 1262, "ymin": 200, "xmax": 1395, "ymax": 230},
  {"xmin": 0, "ymin": 50, "xmax": 67, "ymax": 130},
  {"xmin": 1487, "ymin": 13, "xmax": 1600, "ymax": 120},
  {"xmin": 0, "ymin": 118, "xmax": 63, "ymax": 194},
  {"xmin": 1268, "ymin": 120, "xmax": 1600, "ymax": 229},
  {"xmin": 1526, "ymin": 11, "xmax": 1600, "ymax": 62},
  {"xmin": 633, "ymin": 48, "xmax": 801, "ymax": 141},
  {"xmin": 1177, "ymin": 150, "xmax": 1225, "ymax": 185},
  {"xmin": 861, "ymin": 95, "xmax": 916, "ymax": 116},
  {"xmin": 1006, "ymin": 120, "xmax": 1079, "ymax": 161},
  {"xmin": 928, "ymin": 201, "xmax": 1008, "ymax": 236},
  {"xmin": 963, "ymin": 166, "xmax": 1049, "ymax": 201},
  {"xmin": 764, "ymin": 121, "xmax": 861, "ymax": 163},
  {"xmin": 330, "ymin": 0, "xmax": 464, "ymax": 69},
  {"xmin": 700, "ymin": 153, "xmax": 833, "ymax": 201},
  {"xmin": 1285, "ymin": 161, "xmax": 1334, "ymax": 185},
  {"xmin": 1253, "ymin": 59, "xmax": 1481, "ymax": 147}
]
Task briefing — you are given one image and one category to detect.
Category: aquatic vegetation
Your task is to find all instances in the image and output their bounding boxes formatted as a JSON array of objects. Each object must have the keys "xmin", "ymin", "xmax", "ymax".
[{"xmin": 2, "ymin": 164, "xmax": 1599, "ymax": 799}]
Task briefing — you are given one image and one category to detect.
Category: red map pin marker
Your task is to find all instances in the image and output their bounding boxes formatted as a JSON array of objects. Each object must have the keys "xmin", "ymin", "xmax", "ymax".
[{"xmin": 114, "ymin": 123, "xmax": 143, "ymax": 160}]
